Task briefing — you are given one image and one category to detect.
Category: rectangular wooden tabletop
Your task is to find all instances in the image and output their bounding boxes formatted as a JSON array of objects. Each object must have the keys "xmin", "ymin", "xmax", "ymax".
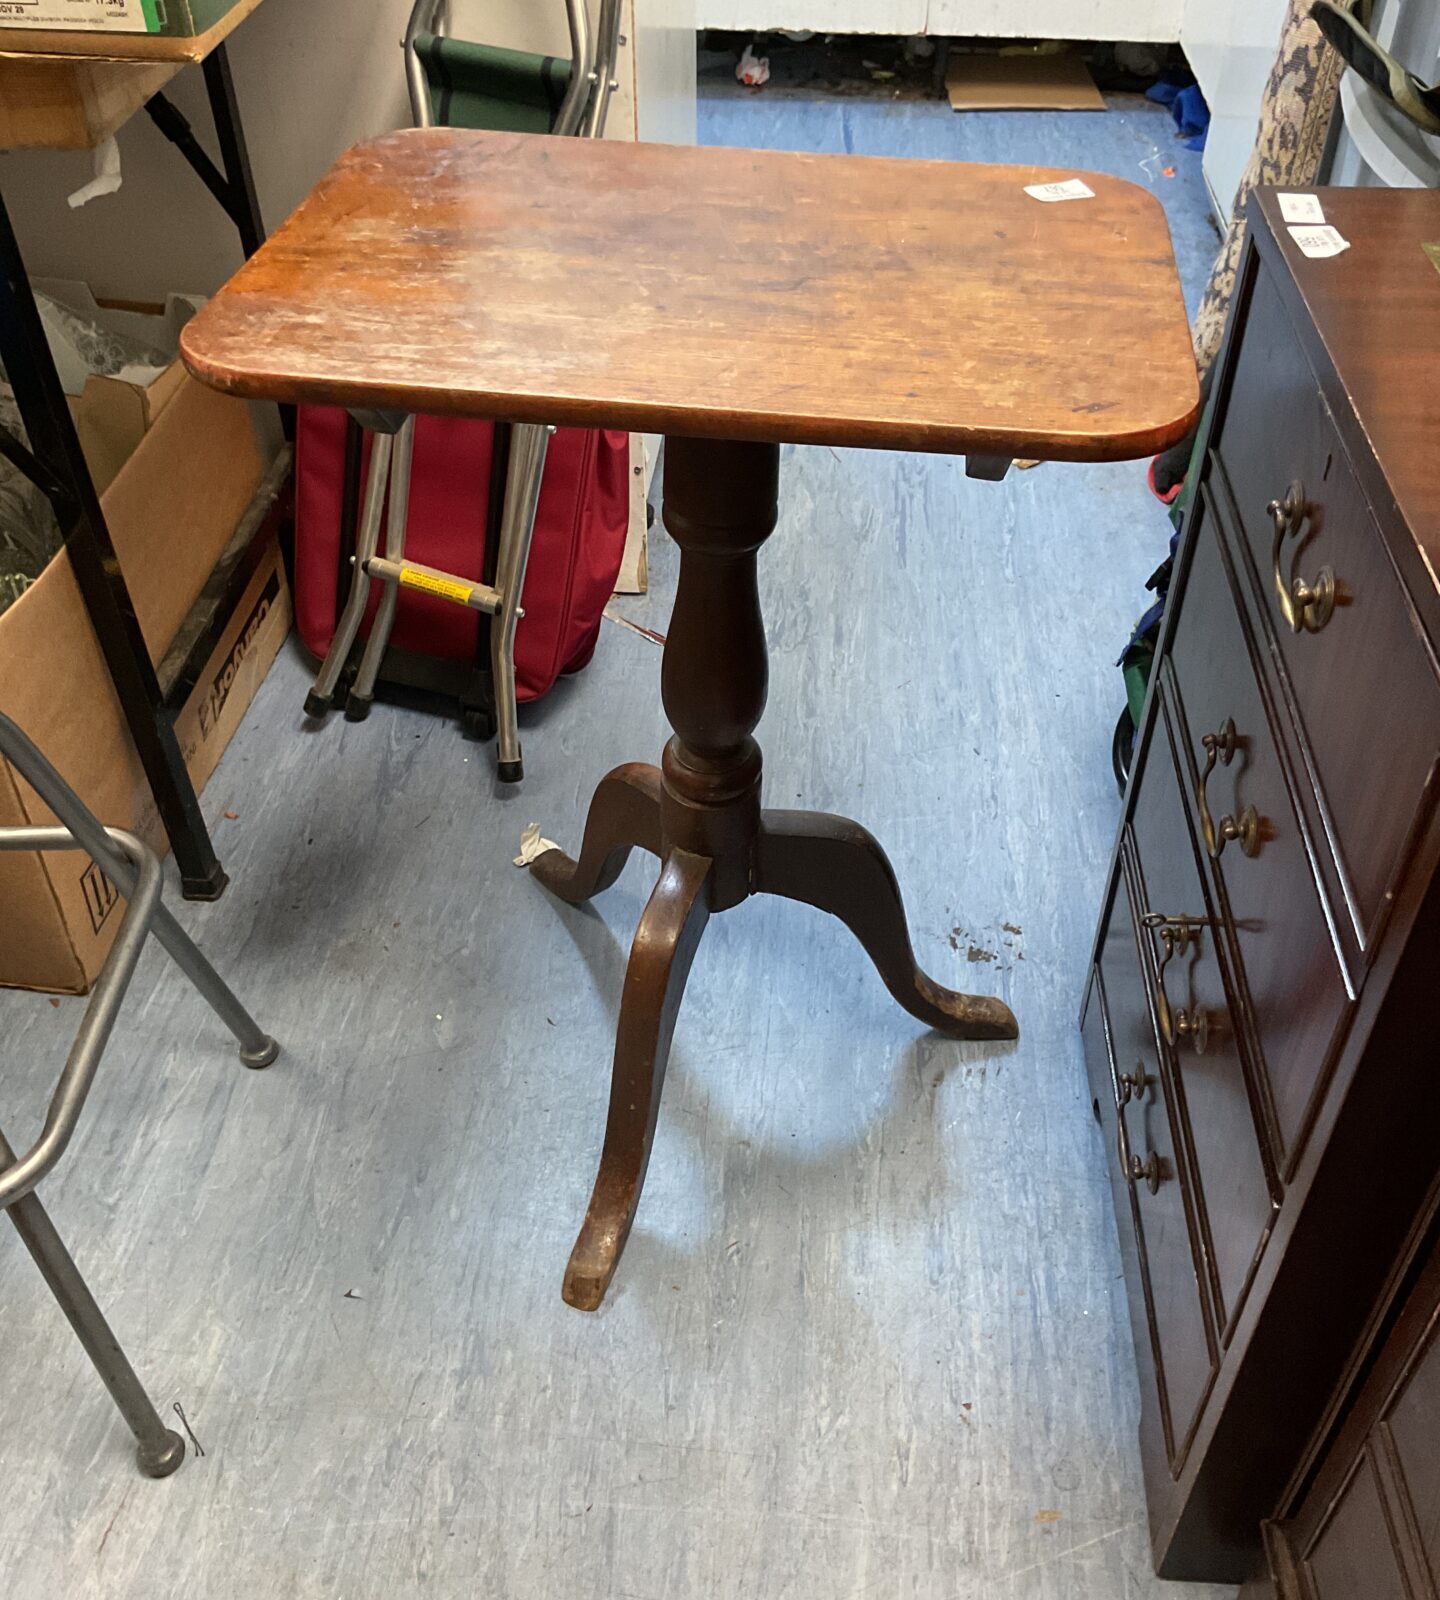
[{"xmin": 181, "ymin": 129, "xmax": 1201, "ymax": 461}]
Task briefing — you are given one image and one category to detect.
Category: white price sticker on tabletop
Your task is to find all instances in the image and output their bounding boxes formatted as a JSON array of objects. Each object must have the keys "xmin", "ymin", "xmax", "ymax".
[
  {"xmin": 1278, "ymin": 193, "xmax": 1327, "ymax": 225},
  {"xmin": 1289, "ymin": 224, "xmax": 1351, "ymax": 260},
  {"xmin": 1024, "ymin": 179, "xmax": 1096, "ymax": 204}
]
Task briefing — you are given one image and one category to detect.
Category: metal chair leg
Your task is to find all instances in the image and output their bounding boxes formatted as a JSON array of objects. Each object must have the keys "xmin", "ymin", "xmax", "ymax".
[
  {"xmin": 0, "ymin": 711, "xmax": 281, "ymax": 1475},
  {"xmin": 1, "ymin": 1127, "xmax": 186, "ymax": 1479},
  {"xmin": 305, "ymin": 430, "xmax": 394, "ymax": 719},
  {"xmin": 0, "ymin": 716, "xmax": 278, "ymax": 1071},
  {"xmin": 346, "ymin": 416, "xmax": 416, "ymax": 722},
  {"xmin": 491, "ymin": 423, "xmax": 553, "ymax": 783}
]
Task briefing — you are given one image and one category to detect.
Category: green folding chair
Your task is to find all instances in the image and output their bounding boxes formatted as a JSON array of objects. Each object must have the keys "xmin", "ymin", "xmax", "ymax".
[
  {"xmin": 308, "ymin": 1, "xmax": 622, "ymax": 781},
  {"xmin": 403, "ymin": 0, "xmax": 623, "ymax": 156}
]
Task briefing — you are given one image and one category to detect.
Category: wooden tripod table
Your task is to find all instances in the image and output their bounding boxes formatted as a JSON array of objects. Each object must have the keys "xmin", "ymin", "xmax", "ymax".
[{"xmin": 182, "ymin": 129, "xmax": 1200, "ymax": 1309}]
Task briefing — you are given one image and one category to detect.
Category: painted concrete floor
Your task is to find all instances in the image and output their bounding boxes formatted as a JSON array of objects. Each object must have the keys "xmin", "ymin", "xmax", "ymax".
[{"xmin": 0, "ymin": 93, "xmax": 1232, "ymax": 1599}]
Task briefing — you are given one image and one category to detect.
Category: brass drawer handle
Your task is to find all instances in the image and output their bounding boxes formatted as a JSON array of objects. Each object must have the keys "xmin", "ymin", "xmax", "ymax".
[
  {"xmin": 1268, "ymin": 481, "xmax": 1337, "ymax": 635},
  {"xmin": 1118, "ymin": 1063, "xmax": 1150, "ymax": 1105},
  {"xmin": 1167, "ymin": 1003, "xmax": 1211, "ymax": 1056},
  {"xmin": 1116, "ymin": 1097, "xmax": 1164, "ymax": 1194},
  {"xmin": 1196, "ymin": 718, "xmax": 1261, "ymax": 861},
  {"xmin": 1143, "ymin": 913, "xmax": 1212, "ymax": 1055}
]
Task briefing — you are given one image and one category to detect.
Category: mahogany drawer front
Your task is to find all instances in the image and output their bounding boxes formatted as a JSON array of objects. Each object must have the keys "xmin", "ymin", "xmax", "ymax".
[
  {"xmin": 1098, "ymin": 858, "xmax": 1214, "ymax": 1473},
  {"xmin": 1213, "ymin": 260, "xmax": 1440, "ymax": 957},
  {"xmin": 1128, "ymin": 691, "xmax": 1276, "ymax": 1339},
  {"xmin": 1283, "ymin": 1219, "xmax": 1440, "ymax": 1597},
  {"xmin": 1167, "ymin": 496, "xmax": 1352, "ymax": 1174},
  {"xmin": 1080, "ymin": 970, "xmax": 1171, "ymax": 1491},
  {"xmin": 1302, "ymin": 1450, "xmax": 1412, "ymax": 1600},
  {"xmin": 1382, "ymin": 1302, "xmax": 1440, "ymax": 1586}
]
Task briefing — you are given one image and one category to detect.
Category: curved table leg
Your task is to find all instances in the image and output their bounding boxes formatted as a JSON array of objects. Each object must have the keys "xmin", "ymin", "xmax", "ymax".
[
  {"xmin": 530, "ymin": 763, "xmax": 663, "ymax": 908},
  {"xmin": 564, "ymin": 849, "xmax": 712, "ymax": 1311},
  {"xmin": 756, "ymin": 810, "xmax": 1018, "ymax": 1042}
]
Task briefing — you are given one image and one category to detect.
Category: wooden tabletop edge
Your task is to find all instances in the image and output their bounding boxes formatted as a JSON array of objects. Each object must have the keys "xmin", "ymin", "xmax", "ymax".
[
  {"xmin": 181, "ymin": 338, "xmax": 1202, "ymax": 464},
  {"xmin": 341, "ymin": 125, "xmax": 1191, "ymax": 212}
]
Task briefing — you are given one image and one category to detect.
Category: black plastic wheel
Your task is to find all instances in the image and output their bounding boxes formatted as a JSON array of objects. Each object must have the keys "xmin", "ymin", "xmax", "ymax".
[
  {"xmin": 461, "ymin": 705, "xmax": 497, "ymax": 741},
  {"xmin": 1112, "ymin": 705, "xmax": 1136, "ymax": 797}
]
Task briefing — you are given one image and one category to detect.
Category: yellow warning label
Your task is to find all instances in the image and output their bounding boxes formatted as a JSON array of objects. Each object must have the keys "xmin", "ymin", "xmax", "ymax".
[{"xmin": 398, "ymin": 567, "xmax": 474, "ymax": 606}]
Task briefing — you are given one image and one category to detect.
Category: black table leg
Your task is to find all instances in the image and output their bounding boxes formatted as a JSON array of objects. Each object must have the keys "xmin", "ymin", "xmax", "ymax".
[
  {"xmin": 147, "ymin": 41, "xmax": 293, "ymax": 445},
  {"xmin": 0, "ymin": 194, "xmax": 227, "ymax": 901}
]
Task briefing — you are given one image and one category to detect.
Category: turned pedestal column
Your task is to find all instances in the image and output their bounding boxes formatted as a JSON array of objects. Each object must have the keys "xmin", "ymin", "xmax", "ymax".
[{"xmin": 532, "ymin": 436, "xmax": 1017, "ymax": 1308}]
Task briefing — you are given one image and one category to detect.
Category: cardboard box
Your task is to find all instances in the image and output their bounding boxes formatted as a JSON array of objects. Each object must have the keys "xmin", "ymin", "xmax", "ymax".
[
  {"xmin": 945, "ymin": 52, "xmax": 1105, "ymax": 114},
  {"xmin": 0, "ymin": 371, "xmax": 288, "ymax": 993},
  {"xmin": 34, "ymin": 278, "xmax": 197, "ymax": 492},
  {"xmin": 0, "ymin": 0, "xmax": 248, "ymax": 38}
]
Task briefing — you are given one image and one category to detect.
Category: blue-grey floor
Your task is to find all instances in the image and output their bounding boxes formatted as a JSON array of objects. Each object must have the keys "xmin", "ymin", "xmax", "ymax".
[{"xmin": 0, "ymin": 93, "xmax": 1230, "ymax": 1599}]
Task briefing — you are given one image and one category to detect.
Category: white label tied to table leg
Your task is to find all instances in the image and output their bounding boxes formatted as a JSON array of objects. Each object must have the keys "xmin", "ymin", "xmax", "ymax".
[
  {"xmin": 1279, "ymin": 193, "xmax": 1327, "ymax": 226},
  {"xmin": 1289, "ymin": 224, "xmax": 1351, "ymax": 260},
  {"xmin": 514, "ymin": 823, "xmax": 560, "ymax": 867},
  {"xmin": 1023, "ymin": 179, "xmax": 1096, "ymax": 203}
]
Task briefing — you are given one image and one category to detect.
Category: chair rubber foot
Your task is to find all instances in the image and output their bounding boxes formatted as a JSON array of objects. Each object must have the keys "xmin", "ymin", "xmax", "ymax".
[
  {"xmin": 497, "ymin": 758, "xmax": 524, "ymax": 784},
  {"xmin": 303, "ymin": 690, "xmax": 332, "ymax": 719},
  {"xmin": 137, "ymin": 1429, "xmax": 187, "ymax": 1479},
  {"xmin": 240, "ymin": 1036, "xmax": 281, "ymax": 1071},
  {"xmin": 344, "ymin": 693, "xmax": 373, "ymax": 723}
]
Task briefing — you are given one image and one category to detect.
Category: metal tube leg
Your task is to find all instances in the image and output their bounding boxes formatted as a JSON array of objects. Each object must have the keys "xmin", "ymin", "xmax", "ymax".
[
  {"xmin": 491, "ymin": 423, "xmax": 553, "ymax": 783},
  {"xmin": 147, "ymin": 903, "xmax": 279, "ymax": 1069},
  {"xmin": 346, "ymin": 417, "xmax": 416, "ymax": 722},
  {"xmin": 305, "ymin": 431, "xmax": 394, "ymax": 718},
  {"xmin": 0, "ymin": 717, "xmax": 280, "ymax": 1073},
  {"xmin": 1, "ymin": 1130, "xmax": 185, "ymax": 1479}
]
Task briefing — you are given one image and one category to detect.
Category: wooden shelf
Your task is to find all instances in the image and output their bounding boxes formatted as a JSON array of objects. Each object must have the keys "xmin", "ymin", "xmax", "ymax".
[{"xmin": 0, "ymin": 55, "xmax": 179, "ymax": 150}]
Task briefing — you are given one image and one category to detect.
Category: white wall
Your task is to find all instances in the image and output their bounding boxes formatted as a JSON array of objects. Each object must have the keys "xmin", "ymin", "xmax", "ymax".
[
  {"xmin": 701, "ymin": 0, "xmax": 925, "ymax": 29},
  {"xmin": 0, "ymin": 0, "xmax": 695, "ymax": 303},
  {"xmin": 928, "ymin": 0, "xmax": 1180, "ymax": 40},
  {"xmin": 1181, "ymin": 0, "xmax": 1288, "ymax": 218},
  {"xmin": 698, "ymin": 0, "xmax": 1181, "ymax": 39}
]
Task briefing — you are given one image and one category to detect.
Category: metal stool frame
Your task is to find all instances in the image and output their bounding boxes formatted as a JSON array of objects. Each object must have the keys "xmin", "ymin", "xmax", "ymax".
[{"xmin": 0, "ymin": 713, "xmax": 279, "ymax": 1477}]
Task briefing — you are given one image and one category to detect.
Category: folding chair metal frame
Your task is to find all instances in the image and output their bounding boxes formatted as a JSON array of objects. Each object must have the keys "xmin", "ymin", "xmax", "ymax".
[
  {"xmin": 305, "ymin": 0, "xmax": 622, "ymax": 783},
  {"xmin": 0, "ymin": 713, "xmax": 279, "ymax": 1477}
]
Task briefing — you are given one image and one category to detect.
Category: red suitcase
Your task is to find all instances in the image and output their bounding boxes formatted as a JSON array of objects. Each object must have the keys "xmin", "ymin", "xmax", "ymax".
[{"xmin": 293, "ymin": 406, "xmax": 629, "ymax": 714}]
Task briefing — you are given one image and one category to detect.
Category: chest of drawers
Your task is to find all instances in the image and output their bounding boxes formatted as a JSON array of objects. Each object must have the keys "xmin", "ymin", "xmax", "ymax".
[
  {"xmin": 1250, "ymin": 1180, "xmax": 1440, "ymax": 1600},
  {"xmin": 1080, "ymin": 188, "xmax": 1440, "ymax": 1582}
]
